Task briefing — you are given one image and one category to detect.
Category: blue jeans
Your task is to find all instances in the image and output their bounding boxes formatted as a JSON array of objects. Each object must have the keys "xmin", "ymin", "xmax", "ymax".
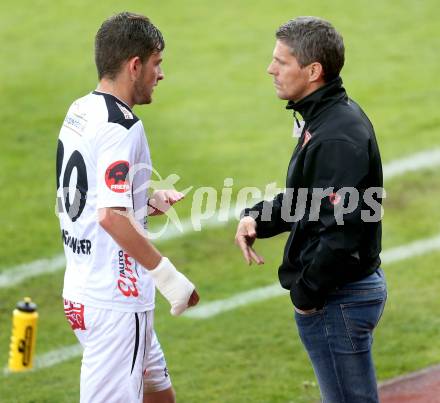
[{"xmin": 294, "ymin": 269, "xmax": 387, "ymax": 403}]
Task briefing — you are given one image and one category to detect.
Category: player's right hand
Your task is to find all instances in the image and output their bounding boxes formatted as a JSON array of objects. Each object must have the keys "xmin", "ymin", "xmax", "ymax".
[
  {"xmin": 149, "ymin": 257, "xmax": 199, "ymax": 316},
  {"xmin": 234, "ymin": 216, "xmax": 264, "ymax": 265},
  {"xmin": 147, "ymin": 189, "xmax": 185, "ymax": 216}
]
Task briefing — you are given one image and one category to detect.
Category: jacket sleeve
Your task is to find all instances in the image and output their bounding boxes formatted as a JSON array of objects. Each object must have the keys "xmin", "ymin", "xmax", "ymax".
[
  {"xmin": 242, "ymin": 192, "xmax": 292, "ymax": 238},
  {"xmin": 291, "ymin": 139, "xmax": 369, "ymax": 309}
]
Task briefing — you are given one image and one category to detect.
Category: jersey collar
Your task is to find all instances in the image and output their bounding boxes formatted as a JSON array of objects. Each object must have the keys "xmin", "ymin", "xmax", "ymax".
[{"xmin": 92, "ymin": 90, "xmax": 133, "ymax": 112}]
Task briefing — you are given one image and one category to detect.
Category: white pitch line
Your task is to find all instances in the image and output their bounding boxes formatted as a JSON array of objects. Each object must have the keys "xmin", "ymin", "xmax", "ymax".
[
  {"xmin": 380, "ymin": 234, "xmax": 440, "ymax": 263},
  {"xmin": 34, "ymin": 344, "xmax": 83, "ymax": 370},
  {"xmin": 1, "ymin": 148, "xmax": 440, "ymax": 289},
  {"xmin": 184, "ymin": 283, "xmax": 288, "ymax": 319},
  {"xmin": 184, "ymin": 233, "xmax": 440, "ymax": 319},
  {"xmin": 0, "ymin": 255, "xmax": 66, "ymax": 289},
  {"xmin": 4, "ymin": 232, "xmax": 440, "ymax": 374},
  {"xmin": 383, "ymin": 148, "xmax": 440, "ymax": 180},
  {"xmin": 2, "ymin": 344, "xmax": 83, "ymax": 376}
]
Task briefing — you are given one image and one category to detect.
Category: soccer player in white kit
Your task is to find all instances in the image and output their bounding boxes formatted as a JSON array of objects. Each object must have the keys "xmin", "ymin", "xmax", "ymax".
[{"xmin": 56, "ymin": 12, "xmax": 199, "ymax": 403}]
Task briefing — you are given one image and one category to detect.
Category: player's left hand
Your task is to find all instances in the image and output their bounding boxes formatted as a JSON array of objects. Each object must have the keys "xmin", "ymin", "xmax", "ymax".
[
  {"xmin": 149, "ymin": 257, "xmax": 198, "ymax": 316},
  {"xmin": 147, "ymin": 189, "xmax": 184, "ymax": 216}
]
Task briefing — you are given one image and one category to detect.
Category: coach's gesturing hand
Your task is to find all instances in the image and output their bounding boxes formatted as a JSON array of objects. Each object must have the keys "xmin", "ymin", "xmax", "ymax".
[
  {"xmin": 150, "ymin": 257, "xmax": 200, "ymax": 316},
  {"xmin": 235, "ymin": 216, "xmax": 265, "ymax": 265}
]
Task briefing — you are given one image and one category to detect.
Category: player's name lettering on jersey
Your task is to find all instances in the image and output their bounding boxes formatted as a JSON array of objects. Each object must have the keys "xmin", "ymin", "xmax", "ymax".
[
  {"xmin": 61, "ymin": 230, "xmax": 92, "ymax": 255},
  {"xmin": 117, "ymin": 250, "xmax": 139, "ymax": 297}
]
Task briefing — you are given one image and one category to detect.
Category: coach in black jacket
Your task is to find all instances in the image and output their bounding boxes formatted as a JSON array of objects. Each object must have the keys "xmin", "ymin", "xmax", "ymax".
[{"xmin": 235, "ymin": 17, "xmax": 386, "ymax": 403}]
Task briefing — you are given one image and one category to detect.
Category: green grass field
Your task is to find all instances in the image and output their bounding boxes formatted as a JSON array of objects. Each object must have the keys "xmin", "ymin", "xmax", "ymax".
[{"xmin": 1, "ymin": 0, "xmax": 440, "ymax": 401}]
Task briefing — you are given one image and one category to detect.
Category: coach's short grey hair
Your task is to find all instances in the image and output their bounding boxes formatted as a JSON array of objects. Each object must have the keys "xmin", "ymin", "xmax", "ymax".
[{"xmin": 276, "ymin": 17, "xmax": 345, "ymax": 81}]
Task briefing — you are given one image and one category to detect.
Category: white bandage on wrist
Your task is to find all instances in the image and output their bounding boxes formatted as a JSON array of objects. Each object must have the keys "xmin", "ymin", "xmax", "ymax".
[{"xmin": 149, "ymin": 257, "xmax": 195, "ymax": 316}]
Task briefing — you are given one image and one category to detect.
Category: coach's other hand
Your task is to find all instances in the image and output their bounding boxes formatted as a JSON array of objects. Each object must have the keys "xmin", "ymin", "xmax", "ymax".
[
  {"xmin": 235, "ymin": 216, "xmax": 264, "ymax": 265},
  {"xmin": 149, "ymin": 257, "xmax": 199, "ymax": 316}
]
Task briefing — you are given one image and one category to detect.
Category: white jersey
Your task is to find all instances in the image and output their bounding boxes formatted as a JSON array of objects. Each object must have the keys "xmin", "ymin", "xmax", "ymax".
[{"xmin": 56, "ymin": 90, "xmax": 155, "ymax": 312}]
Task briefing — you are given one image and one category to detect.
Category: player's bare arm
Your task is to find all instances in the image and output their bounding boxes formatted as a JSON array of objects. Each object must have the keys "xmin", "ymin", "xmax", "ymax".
[{"xmin": 99, "ymin": 207, "xmax": 199, "ymax": 314}]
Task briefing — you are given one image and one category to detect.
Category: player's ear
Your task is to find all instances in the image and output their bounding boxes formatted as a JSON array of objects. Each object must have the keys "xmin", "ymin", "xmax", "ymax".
[
  {"xmin": 127, "ymin": 56, "xmax": 142, "ymax": 80},
  {"xmin": 308, "ymin": 62, "xmax": 324, "ymax": 83}
]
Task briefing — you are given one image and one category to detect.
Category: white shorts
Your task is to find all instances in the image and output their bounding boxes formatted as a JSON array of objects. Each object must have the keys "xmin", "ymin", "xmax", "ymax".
[{"xmin": 64, "ymin": 300, "xmax": 172, "ymax": 403}]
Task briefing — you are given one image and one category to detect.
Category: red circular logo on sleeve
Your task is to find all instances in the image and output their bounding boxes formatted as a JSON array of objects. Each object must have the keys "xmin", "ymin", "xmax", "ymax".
[
  {"xmin": 329, "ymin": 192, "xmax": 342, "ymax": 205},
  {"xmin": 105, "ymin": 160, "xmax": 130, "ymax": 193}
]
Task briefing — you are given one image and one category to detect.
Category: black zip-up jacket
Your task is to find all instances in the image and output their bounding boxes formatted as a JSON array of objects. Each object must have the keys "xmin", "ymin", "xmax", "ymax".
[{"xmin": 243, "ymin": 77, "xmax": 383, "ymax": 310}]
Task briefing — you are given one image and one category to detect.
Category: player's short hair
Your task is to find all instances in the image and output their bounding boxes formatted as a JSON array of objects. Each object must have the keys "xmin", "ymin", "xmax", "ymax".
[
  {"xmin": 276, "ymin": 17, "xmax": 345, "ymax": 81},
  {"xmin": 95, "ymin": 12, "xmax": 165, "ymax": 80}
]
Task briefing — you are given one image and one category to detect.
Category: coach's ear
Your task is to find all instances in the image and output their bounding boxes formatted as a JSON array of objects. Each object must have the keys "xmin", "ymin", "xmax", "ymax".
[{"xmin": 308, "ymin": 62, "xmax": 324, "ymax": 83}]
